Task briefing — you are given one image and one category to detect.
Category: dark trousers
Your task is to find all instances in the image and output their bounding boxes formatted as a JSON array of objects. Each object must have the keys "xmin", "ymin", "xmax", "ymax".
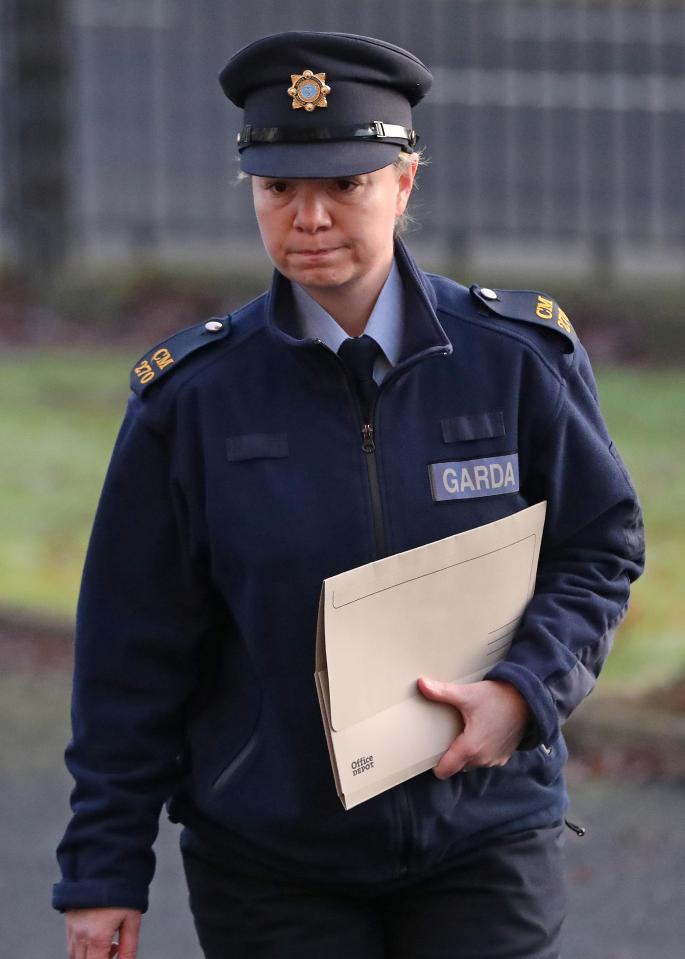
[{"xmin": 181, "ymin": 823, "xmax": 566, "ymax": 959}]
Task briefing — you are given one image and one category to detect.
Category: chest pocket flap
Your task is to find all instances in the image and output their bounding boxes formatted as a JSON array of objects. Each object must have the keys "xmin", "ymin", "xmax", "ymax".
[
  {"xmin": 441, "ymin": 411, "xmax": 505, "ymax": 444},
  {"xmin": 226, "ymin": 432, "xmax": 289, "ymax": 462}
]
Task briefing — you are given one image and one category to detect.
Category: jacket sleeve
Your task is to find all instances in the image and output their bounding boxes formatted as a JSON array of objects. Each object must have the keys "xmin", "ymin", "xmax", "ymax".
[
  {"xmin": 52, "ymin": 394, "xmax": 218, "ymax": 913},
  {"xmin": 485, "ymin": 345, "xmax": 645, "ymax": 748}
]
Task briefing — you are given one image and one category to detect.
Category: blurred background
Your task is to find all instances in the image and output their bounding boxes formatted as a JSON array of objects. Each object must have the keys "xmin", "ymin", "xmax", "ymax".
[{"xmin": 1, "ymin": 2, "xmax": 683, "ymax": 957}]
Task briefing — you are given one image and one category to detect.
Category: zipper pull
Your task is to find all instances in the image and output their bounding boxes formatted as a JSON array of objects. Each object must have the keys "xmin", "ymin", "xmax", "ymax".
[
  {"xmin": 564, "ymin": 818, "xmax": 587, "ymax": 838},
  {"xmin": 361, "ymin": 423, "xmax": 375, "ymax": 453}
]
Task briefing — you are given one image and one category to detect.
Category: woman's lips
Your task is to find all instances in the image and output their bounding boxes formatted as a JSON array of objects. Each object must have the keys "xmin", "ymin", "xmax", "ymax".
[{"xmin": 290, "ymin": 246, "xmax": 341, "ymax": 257}]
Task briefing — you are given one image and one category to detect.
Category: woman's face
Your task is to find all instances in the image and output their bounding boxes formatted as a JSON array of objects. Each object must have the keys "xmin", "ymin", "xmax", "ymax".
[{"xmin": 251, "ymin": 160, "xmax": 416, "ymax": 297}]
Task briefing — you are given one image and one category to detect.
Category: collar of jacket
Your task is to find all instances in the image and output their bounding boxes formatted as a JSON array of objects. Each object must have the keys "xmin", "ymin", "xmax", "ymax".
[{"xmin": 264, "ymin": 236, "xmax": 453, "ymax": 369}]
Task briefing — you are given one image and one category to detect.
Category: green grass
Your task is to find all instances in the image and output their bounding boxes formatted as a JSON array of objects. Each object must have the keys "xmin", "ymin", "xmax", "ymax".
[
  {"xmin": 592, "ymin": 367, "xmax": 685, "ymax": 693},
  {"xmin": 0, "ymin": 352, "xmax": 683, "ymax": 694},
  {"xmin": 0, "ymin": 350, "xmax": 131, "ymax": 617}
]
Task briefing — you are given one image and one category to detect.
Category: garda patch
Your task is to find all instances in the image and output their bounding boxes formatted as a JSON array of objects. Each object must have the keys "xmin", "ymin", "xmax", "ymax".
[{"xmin": 429, "ymin": 454, "xmax": 519, "ymax": 502}]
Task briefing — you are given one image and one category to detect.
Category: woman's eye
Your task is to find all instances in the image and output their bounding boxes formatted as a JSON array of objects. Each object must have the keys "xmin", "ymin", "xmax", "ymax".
[
  {"xmin": 335, "ymin": 179, "xmax": 359, "ymax": 193},
  {"xmin": 267, "ymin": 181, "xmax": 289, "ymax": 194}
]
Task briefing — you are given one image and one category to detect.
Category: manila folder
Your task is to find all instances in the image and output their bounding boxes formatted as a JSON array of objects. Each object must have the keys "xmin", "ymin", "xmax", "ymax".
[{"xmin": 314, "ymin": 501, "xmax": 546, "ymax": 810}]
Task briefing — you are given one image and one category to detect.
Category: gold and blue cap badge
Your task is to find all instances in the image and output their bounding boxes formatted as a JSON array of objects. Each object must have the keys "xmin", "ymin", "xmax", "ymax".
[{"xmin": 288, "ymin": 70, "xmax": 330, "ymax": 111}]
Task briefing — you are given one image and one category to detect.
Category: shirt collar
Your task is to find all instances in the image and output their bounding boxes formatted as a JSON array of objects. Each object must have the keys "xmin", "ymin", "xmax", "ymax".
[
  {"xmin": 291, "ymin": 259, "xmax": 404, "ymax": 367},
  {"xmin": 265, "ymin": 237, "xmax": 452, "ymax": 368}
]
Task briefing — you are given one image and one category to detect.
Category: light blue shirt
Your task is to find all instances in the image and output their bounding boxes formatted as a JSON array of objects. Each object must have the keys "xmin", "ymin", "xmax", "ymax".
[{"xmin": 291, "ymin": 259, "xmax": 404, "ymax": 385}]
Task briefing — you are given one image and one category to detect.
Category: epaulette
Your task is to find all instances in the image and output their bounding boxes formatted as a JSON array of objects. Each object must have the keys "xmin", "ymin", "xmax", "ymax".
[
  {"xmin": 130, "ymin": 316, "xmax": 232, "ymax": 396},
  {"xmin": 469, "ymin": 285, "xmax": 577, "ymax": 353}
]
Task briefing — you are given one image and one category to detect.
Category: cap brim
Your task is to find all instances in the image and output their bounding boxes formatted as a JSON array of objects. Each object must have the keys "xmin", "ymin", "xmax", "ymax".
[{"xmin": 239, "ymin": 141, "xmax": 405, "ymax": 178}]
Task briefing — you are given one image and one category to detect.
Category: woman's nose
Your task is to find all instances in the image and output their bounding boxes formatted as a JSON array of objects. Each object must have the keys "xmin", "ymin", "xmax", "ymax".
[{"xmin": 293, "ymin": 191, "xmax": 332, "ymax": 232}]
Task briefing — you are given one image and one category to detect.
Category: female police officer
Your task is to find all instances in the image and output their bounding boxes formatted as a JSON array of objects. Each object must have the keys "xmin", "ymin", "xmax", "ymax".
[{"xmin": 54, "ymin": 31, "xmax": 644, "ymax": 959}]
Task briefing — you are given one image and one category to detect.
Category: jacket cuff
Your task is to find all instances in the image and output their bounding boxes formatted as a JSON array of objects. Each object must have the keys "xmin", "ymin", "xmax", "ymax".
[
  {"xmin": 52, "ymin": 879, "xmax": 149, "ymax": 914},
  {"xmin": 484, "ymin": 661, "xmax": 559, "ymax": 750}
]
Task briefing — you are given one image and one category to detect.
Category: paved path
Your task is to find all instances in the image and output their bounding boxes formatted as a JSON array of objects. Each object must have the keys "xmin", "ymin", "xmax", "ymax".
[{"xmin": 3, "ymin": 670, "xmax": 684, "ymax": 958}]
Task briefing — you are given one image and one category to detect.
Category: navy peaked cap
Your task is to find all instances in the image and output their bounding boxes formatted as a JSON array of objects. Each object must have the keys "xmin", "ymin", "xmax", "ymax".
[{"xmin": 219, "ymin": 31, "xmax": 432, "ymax": 178}]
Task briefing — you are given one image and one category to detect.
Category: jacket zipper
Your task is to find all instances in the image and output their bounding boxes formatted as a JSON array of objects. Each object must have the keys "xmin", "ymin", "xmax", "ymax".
[
  {"xmin": 358, "ymin": 418, "xmax": 387, "ymax": 558},
  {"xmin": 345, "ymin": 350, "xmax": 446, "ymax": 559},
  {"xmin": 323, "ymin": 340, "xmax": 388, "ymax": 559},
  {"xmin": 355, "ymin": 394, "xmax": 413, "ymax": 872},
  {"xmin": 343, "ymin": 356, "xmax": 420, "ymax": 874},
  {"xmin": 323, "ymin": 342, "xmax": 446, "ymax": 876}
]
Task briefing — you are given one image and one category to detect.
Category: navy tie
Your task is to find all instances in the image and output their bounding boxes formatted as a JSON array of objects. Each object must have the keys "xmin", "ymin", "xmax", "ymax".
[{"xmin": 338, "ymin": 334, "xmax": 381, "ymax": 422}]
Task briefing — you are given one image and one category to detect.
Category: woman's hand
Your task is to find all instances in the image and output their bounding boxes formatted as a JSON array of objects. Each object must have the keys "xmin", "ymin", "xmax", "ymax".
[
  {"xmin": 65, "ymin": 907, "xmax": 141, "ymax": 959},
  {"xmin": 417, "ymin": 678, "xmax": 532, "ymax": 779}
]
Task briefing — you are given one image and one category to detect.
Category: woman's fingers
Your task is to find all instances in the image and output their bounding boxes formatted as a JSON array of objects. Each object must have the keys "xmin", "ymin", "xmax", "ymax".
[
  {"xmin": 417, "ymin": 677, "xmax": 531, "ymax": 778},
  {"xmin": 113, "ymin": 910, "xmax": 141, "ymax": 959},
  {"xmin": 65, "ymin": 909, "xmax": 141, "ymax": 959}
]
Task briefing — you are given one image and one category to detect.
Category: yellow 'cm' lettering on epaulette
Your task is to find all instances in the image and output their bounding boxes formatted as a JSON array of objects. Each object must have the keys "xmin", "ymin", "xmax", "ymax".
[
  {"xmin": 535, "ymin": 295, "xmax": 574, "ymax": 335},
  {"xmin": 134, "ymin": 348, "xmax": 175, "ymax": 385}
]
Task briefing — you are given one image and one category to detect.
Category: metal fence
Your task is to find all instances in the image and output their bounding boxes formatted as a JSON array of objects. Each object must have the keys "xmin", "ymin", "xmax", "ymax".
[{"xmin": 1, "ymin": 0, "xmax": 684, "ymax": 278}]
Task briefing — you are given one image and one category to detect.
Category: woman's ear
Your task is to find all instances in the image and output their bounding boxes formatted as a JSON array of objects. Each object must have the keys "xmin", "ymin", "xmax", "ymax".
[{"xmin": 395, "ymin": 155, "xmax": 419, "ymax": 217}]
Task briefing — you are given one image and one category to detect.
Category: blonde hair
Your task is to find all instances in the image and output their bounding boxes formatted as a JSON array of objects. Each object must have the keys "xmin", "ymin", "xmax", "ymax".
[
  {"xmin": 393, "ymin": 148, "xmax": 426, "ymax": 235},
  {"xmin": 393, "ymin": 150, "xmax": 421, "ymax": 175}
]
